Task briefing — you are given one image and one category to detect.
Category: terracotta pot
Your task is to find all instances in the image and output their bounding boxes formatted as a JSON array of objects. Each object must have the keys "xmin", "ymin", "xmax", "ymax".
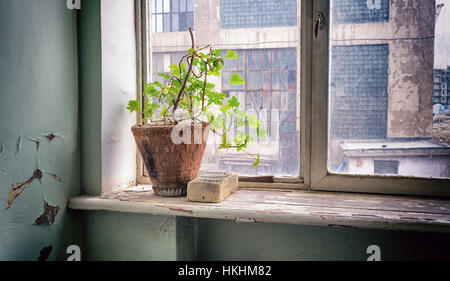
[{"xmin": 131, "ymin": 122, "xmax": 209, "ymax": 197}]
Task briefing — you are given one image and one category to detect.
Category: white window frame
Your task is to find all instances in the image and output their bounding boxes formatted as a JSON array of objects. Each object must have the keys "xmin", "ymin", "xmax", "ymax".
[{"xmin": 135, "ymin": 0, "xmax": 450, "ymax": 197}]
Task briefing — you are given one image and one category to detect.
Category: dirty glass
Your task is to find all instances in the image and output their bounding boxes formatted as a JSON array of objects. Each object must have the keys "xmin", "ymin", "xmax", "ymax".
[
  {"xmin": 149, "ymin": 0, "xmax": 301, "ymax": 177},
  {"xmin": 328, "ymin": 0, "xmax": 450, "ymax": 179}
]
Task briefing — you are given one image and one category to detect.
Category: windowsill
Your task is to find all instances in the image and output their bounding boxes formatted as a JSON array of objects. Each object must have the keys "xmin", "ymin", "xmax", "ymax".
[{"xmin": 68, "ymin": 186, "xmax": 450, "ymax": 233}]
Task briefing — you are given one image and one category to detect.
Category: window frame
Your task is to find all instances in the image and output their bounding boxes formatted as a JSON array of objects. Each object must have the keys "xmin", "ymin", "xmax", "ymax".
[{"xmin": 136, "ymin": 0, "xmax": 450, "ymax": 197}]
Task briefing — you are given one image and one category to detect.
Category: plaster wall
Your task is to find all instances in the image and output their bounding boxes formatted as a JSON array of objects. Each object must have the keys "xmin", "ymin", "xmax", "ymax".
[{"xmin": 0, "ymin": 0, "xmax": 82, "ymax": 260}]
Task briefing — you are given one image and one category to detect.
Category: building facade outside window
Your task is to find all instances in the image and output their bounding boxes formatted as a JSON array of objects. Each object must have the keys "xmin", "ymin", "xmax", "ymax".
[{"xmin": 329, "ymin": 0, "xmax": 450, "ymax": 179}]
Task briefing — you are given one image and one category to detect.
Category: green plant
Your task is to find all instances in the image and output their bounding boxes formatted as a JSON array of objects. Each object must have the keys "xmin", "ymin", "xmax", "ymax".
[{"xmin": 127, "ymin": 28, "xmax": 266, "ymax": 166}]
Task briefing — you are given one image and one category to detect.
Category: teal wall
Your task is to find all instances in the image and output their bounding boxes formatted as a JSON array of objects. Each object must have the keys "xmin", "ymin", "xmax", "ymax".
[
  {"xmin": 79, "ymin": 0, "xmax": 102, "ymax": 196},
  {"xmin": 83, "ymin": 212, "xmax": 178, "ymax": 261},
  {"xmin": 197, "ymin": 219, "xmax": 450, "ymax": 261},
  {"xmin": 81, "ymin": 213, "xmax": 450, "ymax": 261},
  {"xmin": 0, "ymin": 0, "xmax": 82, "ymax": 260}
]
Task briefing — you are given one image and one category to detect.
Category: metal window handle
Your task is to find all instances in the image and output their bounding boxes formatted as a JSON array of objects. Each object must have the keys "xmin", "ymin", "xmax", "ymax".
[{"xmin": 315, "ymin": 12, "xmax": 325, "ymax": 38}]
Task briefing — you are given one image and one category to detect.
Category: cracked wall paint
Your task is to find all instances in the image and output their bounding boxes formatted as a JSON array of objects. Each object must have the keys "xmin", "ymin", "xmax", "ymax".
[
  {"xmin": 6, "ymin": 169, "xmax": 43, "ymax": 209},
  {"xmin": 37, "ymin": 246, "xmax": 53, "ymax": 261},
  {"xmin": 34, "ymin": 202, "xmax": 59, "ymax": 226},
  {"xmin": 5, "ymin": 166, "xmax": 62, "ymax": 209},
  {"xmin": 0, "ymin": 0, "xmax": 81, "ymax": 260},
  {"xmin": 0, "ymin": 143, "xmax": 5, "ymax": 159}
]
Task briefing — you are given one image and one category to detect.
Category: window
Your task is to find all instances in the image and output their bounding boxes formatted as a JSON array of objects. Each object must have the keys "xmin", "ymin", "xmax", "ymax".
[
  {"xmin": 374, "ymin": 160, "xmax": 399, "ymax": 175},
  {"xmin": 138, "ymin": 0, "xmax": 450, "ymax": 196},
  {"xmin": 144, "ymin": 0, "xmax": 301, "ymax": 181},
  {"xmin": 202, "ymin": 48, "xmax": 299, "ymax": 176},
  {"xmin": 332, "ymin": 0, "xmax": 389, "ymax": 24},
  {"xmin": 152, "ymin": 0, "xmax": 194, "ymax": 32},
  {"xmin": 304, "ymin": 0, "xmax": 450, "ymax": 196},
  {"xmin": 327, "ymin": 0, "xmax": 450, "ymax": 181},
  {"xmin": 330, "ymin": 44, "xmax": 389, "ymax": 140},
  {"xmin": 220, "ymin": 0, "xmax": 298, "ymax": 29}
]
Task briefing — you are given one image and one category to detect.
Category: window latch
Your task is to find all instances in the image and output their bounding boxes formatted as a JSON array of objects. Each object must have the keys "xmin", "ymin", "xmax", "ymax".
[{"xmin": 315, "ymin": 12, "xmax": 326, "ymax": 38}]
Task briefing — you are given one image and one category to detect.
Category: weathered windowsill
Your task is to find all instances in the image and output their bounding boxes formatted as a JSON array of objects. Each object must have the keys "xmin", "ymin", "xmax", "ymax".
[{"xmin": 68, "ymin": 186, "xmax": 450, "ymax": 233}]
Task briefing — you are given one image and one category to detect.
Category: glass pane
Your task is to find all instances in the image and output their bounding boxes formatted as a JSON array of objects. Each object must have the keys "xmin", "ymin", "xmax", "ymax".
[
  {"xmin": 180, "ymin": 0, "xmax": 186, "ymax": 12},
  {"xmin": 328, "ymin": 0, "xmax": 450, "ymax": 179},
  {"xmin": 163, "ymin": 13, "xmax": 171, "ymax": 32},
  {"xmin": 163, "ymin": 0, "xmax": 170, "ymax": 13},
  {"xmin": 187, "ymin": 0, "xmax": 194, "ymax": 12},
  {"xmin": 186, "ymin": 12, "xmax": 194, "ymax": 30},
  {"xmin": 152, "ymin": 14, "xmax": 156, "ymax": 33},
  {"xmin": 149, "ymin": 0, "xmax": 301, "ymax": 177},
  {"xmin": 179, "ymin": 13, "xmax": 187, "ymax": 31},
  {"xmin": 172, "ymin": 13, "xmax": 179, "ymax": 31},
  {"xmin": 156, "ymin": 14, "xmax": 163, "ymax": 32},
  {"xmin": 171, "ymin": 0, "xmax": 179, "ymax": 12},
  {"xmin": 156, "ymin": 0, "xmax": 163, "ymax": 13},
  {"xmin": 221, "ymin": 0, "xmax": 297, "ymax": 29}
]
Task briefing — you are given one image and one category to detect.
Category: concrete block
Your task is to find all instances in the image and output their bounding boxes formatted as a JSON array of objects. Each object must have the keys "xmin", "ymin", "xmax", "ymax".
[{"xmin": 187, "ymin": 174, "xmax": 238, "ymax": 203}]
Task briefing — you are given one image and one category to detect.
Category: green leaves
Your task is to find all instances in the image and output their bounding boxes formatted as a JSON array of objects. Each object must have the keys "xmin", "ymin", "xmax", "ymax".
[
  {"xmin": 225, "ymin": 50, "xmax": 239, "ymax": 59},
  {"xmin": 229, "ymin": 73, "xmax": 245, "ymax": 86},
  {"xmin": 252, "ymin": 154, "xmax": 260, "ymax": 167},
  {"xmin": 126, "ymin": 42, "xmax": 265, "ymax": 167},
  {"xmin": 169, "ymin": 63, "xmax": 186, "ymax": 78},
  {"xmin": 207, "ymin": 92, "xmax": 227, "ymax": 106},
  {"xmin": 227, "ymin": 96, "xmax": 240, "ymax": 108},
  {"xmin": 126, "ymin": 100, "xmax": 140, "ymax": 113}
]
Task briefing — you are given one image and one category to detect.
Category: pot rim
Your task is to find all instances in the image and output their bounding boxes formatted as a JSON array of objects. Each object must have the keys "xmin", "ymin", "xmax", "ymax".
[{"xmin": 132, "ymin": 121, "xmax": 210, "ymax": 130}]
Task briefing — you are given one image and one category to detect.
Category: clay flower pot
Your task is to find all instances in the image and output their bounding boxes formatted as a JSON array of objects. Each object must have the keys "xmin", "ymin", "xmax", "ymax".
[{"xmin": 131, "ymin": 122, "xmax": 210, "ymax": 197}]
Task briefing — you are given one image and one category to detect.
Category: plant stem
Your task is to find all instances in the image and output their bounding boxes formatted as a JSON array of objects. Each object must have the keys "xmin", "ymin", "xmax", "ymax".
[
  {"xmin": 172, "ymin": 27, "xmax": 195, "ymax": 122},
  {"xmin": 201, "ymin": 69, "xmax": 208, "ymax": 113}
]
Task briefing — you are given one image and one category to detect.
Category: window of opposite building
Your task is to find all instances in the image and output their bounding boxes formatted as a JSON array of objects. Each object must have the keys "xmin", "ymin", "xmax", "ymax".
[
  {"xmin": 220, "ymin": 0, "xmax": 298, "ymax": 29},
  {"xmin": 374, "ymin": 160, "xmax": 399, "ymax": 175},
  {"xmin": 329, "ymin": 44, "xmax": 389, "ymax": 140},
  {"xmin": 214, "ymin": 48, "xmax": 299, "ymax": 176},
  {"xmin": 152, "ymin": 0, "xmax": 194, "ymax": 32},
  {"xmin": 332, "ymin": 0, "xmax": 390, "ymax": 24}
]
